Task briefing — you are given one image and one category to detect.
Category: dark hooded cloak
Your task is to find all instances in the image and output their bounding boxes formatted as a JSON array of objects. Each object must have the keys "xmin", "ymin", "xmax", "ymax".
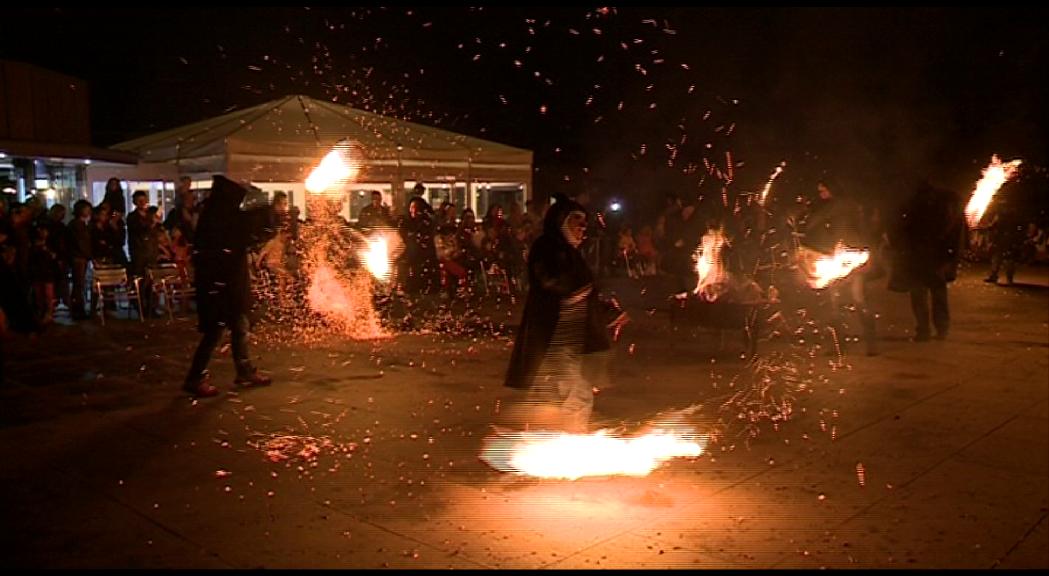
[
  {"xmin": 504, "ymin": 194, "xmax": 611, "ymax": 390},
  {"xmin": 193, "ymin": 175, "xmax": 273, "ymax": 332}
]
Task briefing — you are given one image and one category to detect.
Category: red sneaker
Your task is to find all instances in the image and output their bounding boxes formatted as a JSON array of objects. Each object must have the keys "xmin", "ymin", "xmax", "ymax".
[
  {"xmin": 183, "ymin": 380, "xmax": 219, "ymax": 398},
  {"xmin": 183, "ymin": 371, "xmax": 218, "ymax": 397}
]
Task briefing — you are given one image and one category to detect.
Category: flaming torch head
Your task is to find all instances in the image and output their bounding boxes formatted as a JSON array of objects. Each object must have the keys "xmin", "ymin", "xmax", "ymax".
[
  {"xmin": 802, "ymin": 242, "xmax": 870, "ymax": 289},
  {"xmin": 965, "ymin": 155, "xmax": 1022, "ymax": 228},
  {"xmin": 305, "ymin": 141, "xmax": 363, "ymax": 195},
  {"xmin": 361, "ymin": 236, "xmax": 391, "ymax": 282},
  {"xmin": 694, "ymin": 227, "xmax": 729, "ymax": 300}
]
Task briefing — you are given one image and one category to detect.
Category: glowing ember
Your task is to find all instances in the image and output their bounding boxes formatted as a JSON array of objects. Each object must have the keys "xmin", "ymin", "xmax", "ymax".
[
  {"xmin": 758, "ymin": 162, "xmax": 785, "ymax": 205},
  {"xmin": 480, "ymin": 427, "xmax": 705, "ymax": 480},
  {"xmin": 306, "ymin": 257, "xmax": 388, "ymax": 339},
  {"xmin": 694, "ymin": 227, "xmax": 729, "ymax": 300},
  {"xmin": 305, "ymin": 142, "xmax": 361, "ymax": 194},
  {"xmin": 965, "ymin": 154, "xmax": 1022, "ymax": 228},
  {"xmin": 799, "ymin": 242, "xmax": 870, "ymax": 289}
]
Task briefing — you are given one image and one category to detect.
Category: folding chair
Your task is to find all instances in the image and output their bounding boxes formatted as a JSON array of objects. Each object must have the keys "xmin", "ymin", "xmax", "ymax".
[
  {"xmin": 92, "ymin": 264, "xmax": 144, "ymax": 325},
  {"xmin": 149, "ymin": 263, "xmax": 194, "ymax": 320},
  {"xmin": 482, "ymin": 260, "xmax": 513, "ymax": 296}
]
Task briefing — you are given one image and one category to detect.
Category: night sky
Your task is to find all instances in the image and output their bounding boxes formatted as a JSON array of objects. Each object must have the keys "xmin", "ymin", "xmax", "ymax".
[{"xmin": 3, "ymin": 6, "xmax": 1047, "ymax": 219}]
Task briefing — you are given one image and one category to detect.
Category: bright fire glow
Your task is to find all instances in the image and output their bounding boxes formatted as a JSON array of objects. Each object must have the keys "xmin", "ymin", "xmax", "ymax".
[
  {"xmin": 758, "ymin": 162, "xmax": 785, "ymax": 205},
  {"xmin": 481, "ymin": 428, "xmax": 705, "ymax": 480},
  {"xmin": 800, "ymin": 242, "xmax": 870, "ymax": 289},
  {"xmin": 965, "ymin": 154, "xmax": 1022, "ymax": 228},
  {"xmin": 360, "ymin": 235, "xmax": 391, "ymax": 282},
  {"xmin": 694, "ymin": 227, "xmax": 728, "ymax": 301},
  {"xmin": 305, "ymin": 143, "xmax": 360, "ymax": 194}
]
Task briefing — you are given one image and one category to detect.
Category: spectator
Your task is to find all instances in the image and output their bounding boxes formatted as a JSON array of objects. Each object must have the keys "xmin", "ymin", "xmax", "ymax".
[
  {"xmin": 28, "ymin": 224, "xmax": 58, "ymax": 325},
  {"xmin": 636, "ymin": 225, "xmax": 659, "ymax": 276},
  {"xmin": 126, "ymin": 191, "xmax": 159, "ymax": 316},
  {"xmin": 357, "ymin": 190, "xmax": 392, "ymax": 229},
  {"xmin": 456, "ymin": 208, "xmax": 484, "ymax": 290},
  {"xmin": 44, "ymin": 204, "xmax": 70, "ymax": 310},
  {"xmin": 67, "ymin": 200, "xmax": 93, "ymax": 320},
  {"xmin": 398, "ymin": 196, "xmax": 440, "ymax": 295},
  {"xmin": 164, "ymin": 176, "xmax": 198, "ymax": 246}
]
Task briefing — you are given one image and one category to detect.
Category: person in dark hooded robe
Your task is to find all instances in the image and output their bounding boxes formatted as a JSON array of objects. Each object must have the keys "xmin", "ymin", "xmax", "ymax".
[
  {"xmin": 182, "ymin": 175, "xmax": 275, "ymax": 397},
  {"xmin": 503, "ymin": 193, "xmax": 628, "ymax": 433}
]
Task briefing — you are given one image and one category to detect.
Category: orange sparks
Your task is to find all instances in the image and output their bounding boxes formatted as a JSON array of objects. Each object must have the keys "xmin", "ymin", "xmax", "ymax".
[
  {"xmin": 759, "ymin": 162, "xmax": 786, "ymax": 205},
  {"xmin": 306, "ymin": 261, "xmax": 388, "ymax": 339}
]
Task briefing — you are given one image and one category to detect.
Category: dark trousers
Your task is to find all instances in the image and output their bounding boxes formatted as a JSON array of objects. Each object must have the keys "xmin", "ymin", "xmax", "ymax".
[
  {"xmin": 71, "ymin": 258, "xmax": 89, "ymax": 318},
  {"xmin": 186, "ymin": 314, "xmax": 255, "ymax": 384},
  {"xmin": 129, "ymin": 254, "xmax": 157, "ymax": 316},
  {"xmin": 910, "ymin": 275, "xmax": 949, "ymax": 337},
  {"xmin": 989, "ymin": 249, "xmax": 1017, "ymax": 283},
  {"xmin": 830, "ymin": 274, "xmax": 877, "ymax": 354},
  {"xmin": 54, "ymin": 261, "xmax": 70, "ymax": 307}
]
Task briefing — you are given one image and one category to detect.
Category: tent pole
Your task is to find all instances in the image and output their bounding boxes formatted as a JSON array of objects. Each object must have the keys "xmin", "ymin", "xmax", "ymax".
[
  {"xmin": 466, "ymin": 157, "xmax": 473, "ymax": 215},
  {"xmin": 395, "ymin": 145, "xmax": 404, "ymax": 214}
]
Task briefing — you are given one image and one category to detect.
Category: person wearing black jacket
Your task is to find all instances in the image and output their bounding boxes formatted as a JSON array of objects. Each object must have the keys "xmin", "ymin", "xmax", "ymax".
[
  {"xmin": 126, "ymin": 191, "xmax": 160, "ymax": 317},
  {"xmin": 183, "ymin": 176, "xmax": 274, "ymax": 397},
  {"xmin": 398, "ymin": 196, "xmax": 440, "ymax": 295},
  {"xmin": 67, "ymin": 200, "xmax": 93, "ymax": 319},
  {"xmin": 890, "ymin": 180, "xmax": 966, "ymax": 342}
]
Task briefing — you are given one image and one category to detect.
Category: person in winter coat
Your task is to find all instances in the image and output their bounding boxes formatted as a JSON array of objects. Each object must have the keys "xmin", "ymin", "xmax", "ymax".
[{"xmin": 889, "ymin": 179, "xmax": 966, "ymax": 342}]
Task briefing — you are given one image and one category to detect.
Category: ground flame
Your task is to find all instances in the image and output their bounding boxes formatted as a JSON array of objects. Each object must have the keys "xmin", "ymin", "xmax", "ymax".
[
  {"xmin": 480, "ymin": 427, "xmax": 705, "ymax": 480},
  {"xmin": 799, "ymin": 242, "xmax": 870, "ymax": 289},
  {"xmin": 965, "ymin": 154, "xmax": 1022, "ymax": 228}
]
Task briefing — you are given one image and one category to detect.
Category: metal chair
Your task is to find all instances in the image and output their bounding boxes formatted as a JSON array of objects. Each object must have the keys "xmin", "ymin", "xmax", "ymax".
[
  {"xmin": 481, "ymin": 260, "xmax": 513, "ymax": 296},
  {"xmin": 149, "ymin": 263, "xmax": 194, "ymax": 320},
  {"xmin": 92, "ymin": 264, "xmax": 144, "ymax": 325}
]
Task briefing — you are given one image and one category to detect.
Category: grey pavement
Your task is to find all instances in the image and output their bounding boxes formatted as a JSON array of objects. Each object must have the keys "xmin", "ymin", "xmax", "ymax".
[{"xmin": 1, "ymin": 263, "xmax": 1046, "ymax": 569}]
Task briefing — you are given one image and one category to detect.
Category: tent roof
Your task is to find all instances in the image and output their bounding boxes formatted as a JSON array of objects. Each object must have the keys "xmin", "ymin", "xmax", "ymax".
[{"xmin": 113, "ymin": 95, "xmax": 532, "ymax": 166}]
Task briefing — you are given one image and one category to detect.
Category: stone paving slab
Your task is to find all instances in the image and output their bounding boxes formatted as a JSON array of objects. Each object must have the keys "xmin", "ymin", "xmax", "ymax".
[{"xmin": 1, "ymin": 266, "xmax": 1046, "ymax": 568}]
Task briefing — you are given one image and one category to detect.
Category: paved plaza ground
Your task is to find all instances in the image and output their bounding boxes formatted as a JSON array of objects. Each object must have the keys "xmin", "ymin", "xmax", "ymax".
[{"xmin": 1, "ymin": 264, "xmax": 1046, "ymax": 569}]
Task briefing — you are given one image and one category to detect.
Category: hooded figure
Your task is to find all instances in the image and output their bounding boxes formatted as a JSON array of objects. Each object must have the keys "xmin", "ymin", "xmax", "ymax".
[
  {"xmin": 183, "ymin": 175, "xmax": 274, "ymax": 397},
  {"xmin": 503, "ymin": 194, "xmax": 626, "ymax": 432}
]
